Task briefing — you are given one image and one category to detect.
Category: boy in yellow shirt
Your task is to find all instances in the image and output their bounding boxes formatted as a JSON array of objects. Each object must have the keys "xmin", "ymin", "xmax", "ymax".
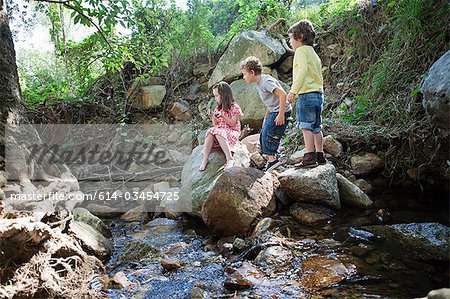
[{"xmin": 287, "ymin": 20, "xmax": 326, "ymax": 168}]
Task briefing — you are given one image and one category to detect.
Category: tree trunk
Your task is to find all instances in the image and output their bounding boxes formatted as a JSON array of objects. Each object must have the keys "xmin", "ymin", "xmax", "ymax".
[{"xmin": 0, "ymin": 0, "xmax": 26, "ymax": 156}]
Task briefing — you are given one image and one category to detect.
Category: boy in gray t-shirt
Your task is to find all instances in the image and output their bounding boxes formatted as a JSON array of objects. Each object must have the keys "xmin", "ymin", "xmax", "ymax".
[{"xmin": 240, "ymin": 56, "xmax": 292, "ymax": 172}]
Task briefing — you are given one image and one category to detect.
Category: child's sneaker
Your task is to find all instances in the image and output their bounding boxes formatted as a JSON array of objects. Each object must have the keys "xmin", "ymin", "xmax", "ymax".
[{"xmin": 263, "ymin": 159, "xmax": 282, "ymax": 172}]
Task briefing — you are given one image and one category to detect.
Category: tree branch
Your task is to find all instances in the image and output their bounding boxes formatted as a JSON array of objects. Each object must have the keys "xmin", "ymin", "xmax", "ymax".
[
  {"xmin": 34, "ymin": 0, "xmax": 71, "ymax": 4},
  {"xmin": 33, "ymin": 0, "xmax": 112, "ymax": 50}
]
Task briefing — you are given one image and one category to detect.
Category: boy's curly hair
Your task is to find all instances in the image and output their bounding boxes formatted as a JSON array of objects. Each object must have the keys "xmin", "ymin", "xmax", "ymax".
[
  {"xmin": 240, "ymin": 56, "xmax": 263, "ymax": 75},
  {"xmin": 288, "ymin": 20, "xmax": 316, "ymax": 46}
]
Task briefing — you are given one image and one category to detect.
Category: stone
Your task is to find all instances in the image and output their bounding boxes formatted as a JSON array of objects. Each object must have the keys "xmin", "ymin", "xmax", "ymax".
[
  {"xmin": 170, "ymin": 102, "xmax": 192, "ymax": 121},
  {"xmin": 161, "ymin": 257, "xmax": 184, "ymax": 271},
  {"xmin": 364, "ymin": 223, "xmax": 450, "ymax": 261},
  {"xmin": 209, "ymin": 31, "xmax": 285, "ymax": 87},
  {"xmin": 278, "ymin": 56, "xmax": 293, "ymax": 73},
  {"xmin": 350, "ymin": 153, "xmax": 383, "ymax": 175},
  {"xmin": 224, "ymin": 262, "xmax": 264, "ymax": 290},
  {"xmin": 117, "ymin": 239, "xmax": 161, "ymax": 264},
  {"xmin": 241, "ymin": 134, "xmax": 260, "ymax": 154},
  {"xmin": 69, "ymin": 221, "xmax": 112, "ymax": 260},
  {"xmin": 423, "ymin": 288, "xmax": 450, "ymax": 299},
  {"xmin": 230, "ymin": 80, "xmax": 267, "ymax": 128},
  {"xmin": 202, "ymin": 167, "xmax": 274, "ymax": 236},
  {"xmin": 251, "ymin": 152, "xmax": 266, "ymax": 169},
  {"xmin": 0, "ymin": 171, "xmax": 6, "ymax": 187},
  {"xmin": 254, "ymin": 246, "xmax": 292, "ymax": 268},
  {"xmin": 323, "ymin": 135, "xmax": 343, "ymax": 157},
  {"xmin": 179, "ymin": 144, "xmax": 250, "ymax": 216},
  {"xmin": 278, "ymin": 164, "xmax": 341, "ymax": 210},
  {"xmin": 300, "ymin": 255, "xmax": 357, "ymax": 291},
  {"xmin": 73, "ymin": 207, "xmax": 111, "ymax": 237},
  {"xmin": 230, "ymin": 79, "xmax": 291, "ymax": 129},
  {"xmin": 421, "ymin": 50, "xmax": 450, "ymax": 129},
  {"xmin": 132, "ymin": 85, "xmax": 166, "ymax": 109},
  {"xmin": 290, "ymin": 202, "xmax": 335, "ymax": 226},
  {"xmin": 336, "ymin": 173, "xmax": 373, "ymax": 208},
  {"xmin": 353, "ymin": 179, "xmax": 373, "ymax": 194},
  {"xmin": 110, "ymin": 271, "xmax": 135, "ymax": 289},
  {"xmin": 120, "ymin": 204, "xmax": 149, "ymax": 222},
  {"xmin": 85, "ymin": 203, "xmax": 122, "ymax": 218},
  {"xmin": 193, "ymin": 63, "xmax": 212, "ymax": 77},
  {"xmin": 154, "ymin": 181, "xmax": 171, "ymax": 192},
  {"xmin": 289, "ymin": 149, "xmax": 306, "ymax": 164}
]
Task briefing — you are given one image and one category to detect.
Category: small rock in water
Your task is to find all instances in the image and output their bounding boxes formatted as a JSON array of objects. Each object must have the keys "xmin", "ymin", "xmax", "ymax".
[{"xmin": 161, "ymin": 257, "xmax": 184, "ymax": 271}]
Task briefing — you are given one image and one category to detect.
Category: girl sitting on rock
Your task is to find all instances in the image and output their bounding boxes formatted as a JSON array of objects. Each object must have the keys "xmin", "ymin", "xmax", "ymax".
[{"xmin": 199, "ymin": 81, "xmax": 243, "ymax": 171}]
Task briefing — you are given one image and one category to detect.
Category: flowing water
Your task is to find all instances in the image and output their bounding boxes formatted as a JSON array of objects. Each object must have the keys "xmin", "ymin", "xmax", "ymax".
[{"xmin": 104, "ymin": 189, "xmax": 449, "ymax": 299}]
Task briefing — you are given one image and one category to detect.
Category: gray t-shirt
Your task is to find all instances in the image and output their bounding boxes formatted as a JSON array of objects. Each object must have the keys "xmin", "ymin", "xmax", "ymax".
[{"xmin": 256, "ymin": 75, "xmax": 291, "ymax": 113}]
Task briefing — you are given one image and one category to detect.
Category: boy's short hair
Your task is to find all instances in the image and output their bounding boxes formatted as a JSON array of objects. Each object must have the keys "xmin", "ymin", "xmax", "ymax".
[
  {"xmin": 240, "ymin": 56, "xmax": 263, "ymax": 75},
  {"xmin": 288, "ymin": 20, "xmax": 316, "ymax": 46}
]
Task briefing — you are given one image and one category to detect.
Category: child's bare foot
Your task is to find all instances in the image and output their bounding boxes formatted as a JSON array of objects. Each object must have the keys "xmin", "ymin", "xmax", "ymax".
[
  {"xmin": 199, "ymin": 160, "xmax": 208, "ymax": 171},
  {"xmin": 225, "ymin": 159, "xmax": 235, "ymax": 170}
]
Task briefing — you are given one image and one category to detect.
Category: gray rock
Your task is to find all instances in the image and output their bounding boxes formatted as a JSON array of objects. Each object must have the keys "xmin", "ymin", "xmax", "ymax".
[
  {"xmin": 254, "ymin": 246, "xmax": 292, "ymax": 268},
  {"xmin": 421, "ymin": 50, "xmax": 450, "ymax": 129},
  {"xmin": 336, "ymin": 173, "xmax": 373, "ymax": 208},
  {"xmin": 73, "ymin": 207, "xmax": 111, "ymax": 237},
  {"xmin": 364, "ymin": 223, "xmax": 450, "ymax": 261},
  {"xmin": 179, "ymin": 144, "xmax": 250, "ymax": 216},
  {"xmin": 202, "ymin": 167, "xmax": 274, "ymax": 236},
  {"xmin": 0, "ymin": 171, "xmax": 6, "ymax": 187},
  {"xmin": 69, "ymin": 220, "xmax": 112, "ymax": 260},
  {"xmin": 209, "ymin": 31, "xmax": 285, "ymax": 87},
  {"xmin": 278, "ymin": 164, "xmax": 341, "ymax": 210},
  {"xmin": 231, "ymin": 79, "xmax": 291, "ymax": 129}
]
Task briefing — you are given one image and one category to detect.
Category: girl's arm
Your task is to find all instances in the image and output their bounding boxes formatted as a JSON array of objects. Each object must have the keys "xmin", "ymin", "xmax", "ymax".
[{"xmin": 217, "ymin": 111, "xmax": 239, "ymax": 127}]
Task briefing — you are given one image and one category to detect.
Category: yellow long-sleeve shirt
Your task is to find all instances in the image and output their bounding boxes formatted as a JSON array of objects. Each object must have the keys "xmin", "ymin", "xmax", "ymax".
[{"xmin": 290, "ymin": 45, "xmax": 323, "ymax": 95}]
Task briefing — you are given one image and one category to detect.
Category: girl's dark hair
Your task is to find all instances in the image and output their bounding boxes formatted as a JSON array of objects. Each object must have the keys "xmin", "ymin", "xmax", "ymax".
[
  {"xmin": 213, "ymin": 81, "xmax": 235, "ymax": 112},
  {"xmin": 288, "ymin": 20, "xmax": 316, "ymax": 46}
]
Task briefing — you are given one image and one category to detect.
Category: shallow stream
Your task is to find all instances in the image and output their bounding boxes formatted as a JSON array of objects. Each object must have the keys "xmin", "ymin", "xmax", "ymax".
[{"xmin": 105, "ymin": 189, "xmax": 449, "ymax": 299}]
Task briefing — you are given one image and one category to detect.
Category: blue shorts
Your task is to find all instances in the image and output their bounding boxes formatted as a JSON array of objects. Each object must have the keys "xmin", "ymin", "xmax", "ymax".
[
  {"xmin": 296, "ymin": 92, "xmax": 323, "ymax": 133},
  {"xmin": 260, "ymin": 111, "xmax": 291, "ymax": 156}
]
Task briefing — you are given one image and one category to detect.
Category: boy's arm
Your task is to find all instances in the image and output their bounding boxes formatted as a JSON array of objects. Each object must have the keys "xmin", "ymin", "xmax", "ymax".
[{"xmin": 273, "ymin": 87, "xmax": 287, "ymax": 126}]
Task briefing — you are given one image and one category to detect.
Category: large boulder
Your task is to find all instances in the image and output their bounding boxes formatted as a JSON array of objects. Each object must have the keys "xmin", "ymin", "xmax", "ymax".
[
  {"xmin": 202, "ymin": 167, "xmax": 274, "ymax": 236},
  {"xmin": 231, "ymin": 79, "xmax": 291, "ymax": 129},
  {"xmin": 209, "ymin": 31, "xmax": 285, "ymax": 88},
  {"xmin": 179, "ymin": 143, "xmax": 250, "ymax": 216},
  {"xmin": 336, "ymin": 173, "xmax": 372, "ymax": 208},
  {"xmin": 278, "ymin": 164, "xmax": 340, "ymax": 210},
  {"xmin": 231, "ymin": 80, "xmax": 266, "ymax": 128},
  {"xmin": 421, "ymin": 50, "xmax": 450, "ymax": 129},
  {"xmin": 131, "ymin": 85, "xmax": 166, "ymax": 109}
]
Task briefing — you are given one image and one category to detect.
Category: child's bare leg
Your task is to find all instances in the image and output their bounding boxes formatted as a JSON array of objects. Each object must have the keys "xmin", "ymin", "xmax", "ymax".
[
  {"xmin": 302, "ymin": 129, "xmax": 315, "ymax": 152},
  {"xmin": 215, "ymin": 135, "xmax": 234, "ymax": 169},
  {"xmin": 313, "ymin": 131, "xmax": 323, "ymax": 152},
  {"xmin": 200, "ymin": 133, "xmax": 214, "ymax": 171}
]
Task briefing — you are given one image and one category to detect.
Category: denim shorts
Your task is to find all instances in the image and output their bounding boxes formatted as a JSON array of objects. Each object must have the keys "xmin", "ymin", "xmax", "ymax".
[
  {"xmin": 260, "ymin": 111, "xmax": 291, "ymax": 156},
  {"xmin": 296, "ymin": 92, "xmax": 323, "ymax": 133}
]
